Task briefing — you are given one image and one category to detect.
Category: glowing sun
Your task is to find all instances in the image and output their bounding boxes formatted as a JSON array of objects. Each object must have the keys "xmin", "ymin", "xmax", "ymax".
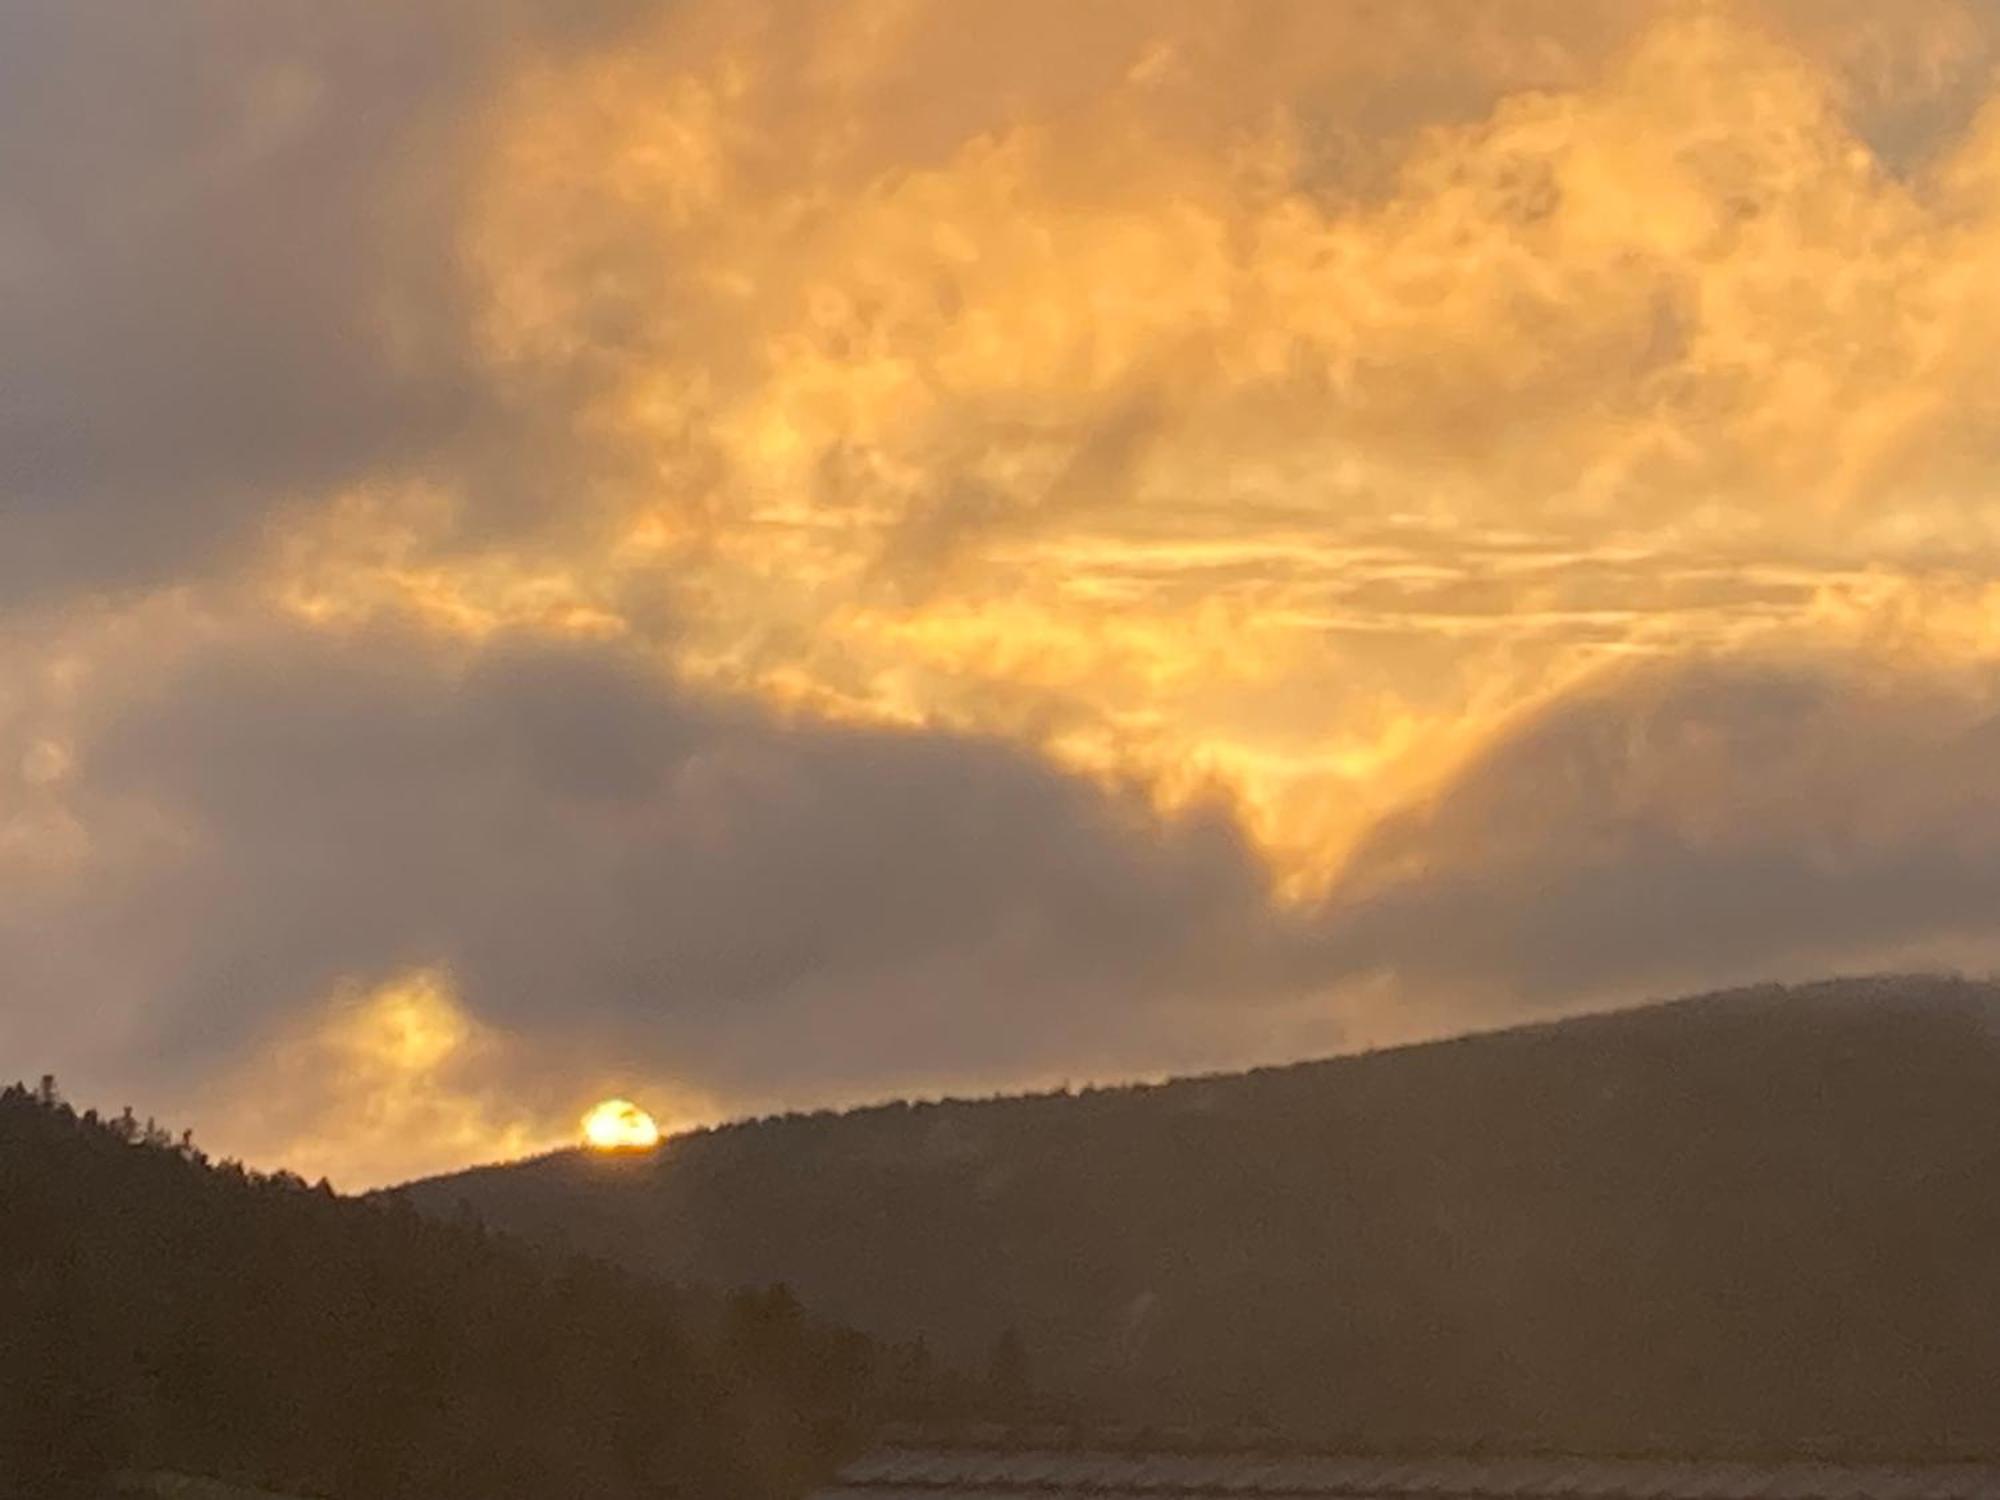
[{"xmin": 581, "ymin": 1098, "xmax": 660, "ymax": 1151}]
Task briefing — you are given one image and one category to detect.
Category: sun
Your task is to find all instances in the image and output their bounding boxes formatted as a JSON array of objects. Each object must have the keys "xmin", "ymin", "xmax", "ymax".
[{"xmin": 581, "ymin": 1098, "xmax": 660, "ymax": 1151}]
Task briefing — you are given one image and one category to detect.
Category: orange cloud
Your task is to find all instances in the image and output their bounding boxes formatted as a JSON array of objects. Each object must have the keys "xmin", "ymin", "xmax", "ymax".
[{"xmin": 391, "ymin": 0, "xmax": 2000, "ymax": 879}]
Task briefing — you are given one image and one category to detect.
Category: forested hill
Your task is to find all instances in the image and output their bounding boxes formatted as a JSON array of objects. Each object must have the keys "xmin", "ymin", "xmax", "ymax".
[
  {"xmin": 0, "ymin": 1084, "xmax": 959, "ymax": 1500},
  {"xmin": 405, "ymin": 975, "xmax": 2000, "ymax": 1458}
]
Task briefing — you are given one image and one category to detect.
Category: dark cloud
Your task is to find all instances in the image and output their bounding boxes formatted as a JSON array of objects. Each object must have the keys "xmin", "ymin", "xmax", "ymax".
[
  {"xmin": 49, "ymin": 634, "xmax": 2000, "ymax": 1124},
  {"xmin": 0, "ymin": 0, "xmax": 653, "ymax": 595},
  {"xmin": 35, "ymin": 622, "xmax": 1289, "ymax": 1107},
  {"xmin": 1312, "ymin": 659, "xmax": 2000, "ymax": 1019},
  {"xmin": 26, "ymin": 622, "xmax": 2000, "ymax": 1178}
]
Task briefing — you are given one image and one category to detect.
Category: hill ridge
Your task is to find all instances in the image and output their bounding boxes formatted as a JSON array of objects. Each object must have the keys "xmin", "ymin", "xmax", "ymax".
[
  {"xmin": 403, "ymin": 973, "xmax": 2000, "ymax": 1457},
  {"xmin": 406, "ymin": 971, "xmax": 1980, "ymax": 1188}
]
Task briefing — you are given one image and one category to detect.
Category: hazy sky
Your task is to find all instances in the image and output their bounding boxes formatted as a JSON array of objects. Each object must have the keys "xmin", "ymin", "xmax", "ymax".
[{"xmin": 13, "ymin": 0, "xmax": 2000, "ymax": 1187}]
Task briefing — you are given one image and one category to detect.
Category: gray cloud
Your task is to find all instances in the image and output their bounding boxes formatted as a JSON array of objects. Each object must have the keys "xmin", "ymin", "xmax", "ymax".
[
  {"xmin": 25, "ymin": 619, "xmax": 2000, "ymax": 1181},
  {"xmin": 1312, "ymin": 659, "xmax": 2000, "ymax": 1022},
  {"xmin": 24, "ymin": 622, "xmax": 1289, "ymax": 1113},
  {"xmin": 0, "ymin": 0, "xmax": 658, "ymax": 595}
]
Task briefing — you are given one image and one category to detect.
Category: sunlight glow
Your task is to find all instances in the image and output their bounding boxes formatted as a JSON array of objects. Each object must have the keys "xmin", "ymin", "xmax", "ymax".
[{"xmin": 581, "ymin": 1098, "xmax": 661, "ymax": 1151}]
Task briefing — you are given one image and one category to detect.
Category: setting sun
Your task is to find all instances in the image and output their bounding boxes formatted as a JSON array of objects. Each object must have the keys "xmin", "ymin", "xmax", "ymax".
[{"xmin": 581, "ymin": 1098, "xmax": 660, "ymax": 1151}]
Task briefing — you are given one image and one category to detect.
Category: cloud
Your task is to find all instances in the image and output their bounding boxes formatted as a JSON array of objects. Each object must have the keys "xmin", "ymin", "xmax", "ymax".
[
  {"xmin": 0, "ymin": 0, "xmax": 658, "ymax": 595},
  {"xmin": 431, "ymin": 0, "xmax": 2000, "ymax": 865},
  {"xmin": 1312, "ymin": 656, "xmax": 2000, "ymax": 1027},
  {"xmin": 28, "ymin": 610, "xmax": 2000, "ymax": 1188},
  {"xmin": 3, "ymin": 614, "xmax": 1296, "ymax": 1182},
  {"xmin": 19, "ymin": 1, "xmax": 2000, "ymax": 1180}
]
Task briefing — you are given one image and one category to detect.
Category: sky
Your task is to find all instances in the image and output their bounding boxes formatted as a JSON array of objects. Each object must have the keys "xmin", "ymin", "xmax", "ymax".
[{"xmin": 12, "ymin": 0, "xmax": 2000, "ymax": 1188}]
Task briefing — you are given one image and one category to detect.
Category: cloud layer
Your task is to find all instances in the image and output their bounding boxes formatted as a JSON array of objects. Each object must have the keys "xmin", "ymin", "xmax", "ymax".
[
  {"xmin": 13, "ymin": 0, "xmax": 2000, "ymax": 1182},
  {"xmin": 4, "ymin": 615, "xmax": 1297, "ymax": 1183}
]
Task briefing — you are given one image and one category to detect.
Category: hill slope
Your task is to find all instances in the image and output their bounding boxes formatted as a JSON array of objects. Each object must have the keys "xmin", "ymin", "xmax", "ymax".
[
  {"xmin": 0, "ymin": 1084, "xmax": 941, "ymax": 1499},
  {"xmin": 403, "ymin": 976, "xmax": 2000, "ymax": 1456}
]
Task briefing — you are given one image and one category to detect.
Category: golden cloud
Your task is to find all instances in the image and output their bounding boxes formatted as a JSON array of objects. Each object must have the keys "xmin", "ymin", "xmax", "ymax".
[{"xmin": 316, "ymin": 0, "xmax": 2000, "ymax": 880}]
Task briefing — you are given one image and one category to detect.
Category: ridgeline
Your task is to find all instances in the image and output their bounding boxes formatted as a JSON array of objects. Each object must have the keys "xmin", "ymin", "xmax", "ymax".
[{"xmin": 405, "ymin": 975, "xmax": 2000, "ymax": 1457}]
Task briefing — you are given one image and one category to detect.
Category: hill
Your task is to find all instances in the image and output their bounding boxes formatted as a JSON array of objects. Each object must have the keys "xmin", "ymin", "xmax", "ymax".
[
  {"xmin": 401, "ymin": 975, "xmax": 2000, "ymax": 1457},
  {"xmin": 0, "ymin": 1082, "xmax": 964, "ymax": 1500}
]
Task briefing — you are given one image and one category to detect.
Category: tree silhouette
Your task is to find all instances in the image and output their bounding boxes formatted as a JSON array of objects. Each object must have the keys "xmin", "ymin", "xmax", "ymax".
[{"xmin": 0, "ymin": 1080, "xmax": 973, "ymax": 1498}]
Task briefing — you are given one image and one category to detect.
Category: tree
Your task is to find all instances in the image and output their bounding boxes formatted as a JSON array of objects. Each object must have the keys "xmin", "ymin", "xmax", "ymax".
[{"xmin": 0, "ymin": 1080, "xmax": 930, "ymax": 1499}]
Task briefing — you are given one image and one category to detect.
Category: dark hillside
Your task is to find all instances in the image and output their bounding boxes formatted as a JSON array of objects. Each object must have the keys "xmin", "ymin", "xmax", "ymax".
[
  {"xmin": 0, "ymin": 1083, "xmax": 948, "ymax": 1499},
  {"xmin": 404, "ymin": 975, "xmax": 2000, "ymax": 1456}
]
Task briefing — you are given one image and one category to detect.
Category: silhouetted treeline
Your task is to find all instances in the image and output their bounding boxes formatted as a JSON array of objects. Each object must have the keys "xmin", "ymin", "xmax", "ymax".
[
  {"xmin": 0, "ymin": 1080, "xmax": 975, "ymax": 1499},
  {"xmin": 411, "ymin": 975, "xmax": 2000, "ymax": 1458}
]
